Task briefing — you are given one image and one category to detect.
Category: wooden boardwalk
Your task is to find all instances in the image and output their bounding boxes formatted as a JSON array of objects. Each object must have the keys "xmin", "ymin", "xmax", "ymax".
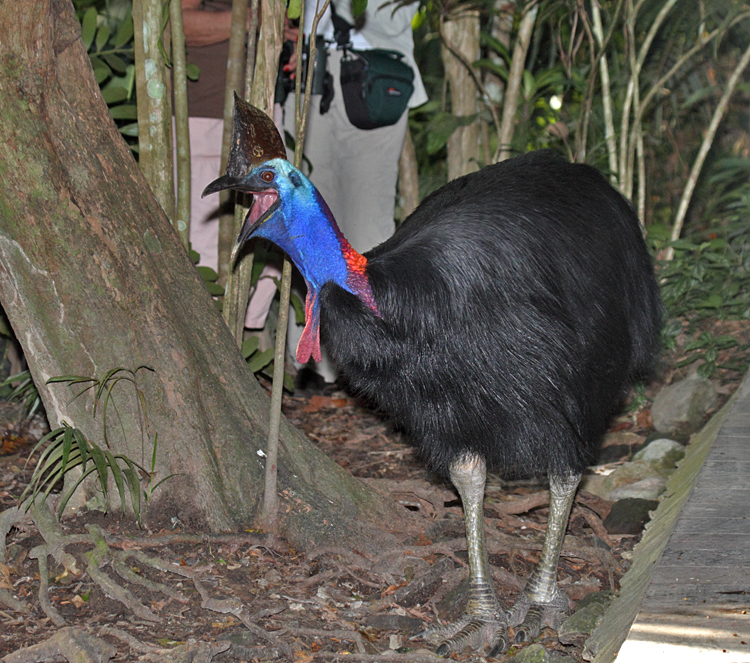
[{"xmin": 587, "ymin": 376, "xmax": 750, "ymax": 662}]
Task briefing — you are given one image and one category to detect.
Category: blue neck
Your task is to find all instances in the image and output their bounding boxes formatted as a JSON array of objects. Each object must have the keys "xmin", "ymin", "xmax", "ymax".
[{"xmin": 249, "ymin": 161, "xmax": 378, "ymax": 363}]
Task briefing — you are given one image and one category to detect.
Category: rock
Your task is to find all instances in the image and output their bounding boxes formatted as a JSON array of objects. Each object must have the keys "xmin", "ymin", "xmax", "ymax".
[
  {"xmin": 609, "ymin": 476, "xmax": 667, "ymax": 500},
  {"xmin": 632, "ymin": 437, "xmax": 685, "ymax": 474},
  {"xmin": 602, "ymin": 461, "xmax": 660, "ymax": 495},
  {"xmin": 598, "ymin": 431, "xmax": 645, "ymax": 462},
  {"xmin": 579, "ymin": 474, "xmax": 609, "ymax": 500},
  {"xmin": 651, "ymin": 374, "xmax": 718, "ymax": 433},
  {"xmin": 558, "ymin": 591, "xmax": 613, "ymax": 645},
  {"xmin": 603, "ymin": 498, "xmax": 658, "ymax": 534},
  {"xmin": 509, "ymin": 643, "xmax": 549, "ymax": 662},
  {"xmin": 1, "ymin": 627, "xmax": 116, "ymax": 663}
]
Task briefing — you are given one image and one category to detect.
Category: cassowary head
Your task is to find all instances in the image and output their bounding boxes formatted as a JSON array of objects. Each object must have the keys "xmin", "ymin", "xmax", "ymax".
[{"xmin": 202, "ymin": 96, "xmax": 378, "ymax": 363}]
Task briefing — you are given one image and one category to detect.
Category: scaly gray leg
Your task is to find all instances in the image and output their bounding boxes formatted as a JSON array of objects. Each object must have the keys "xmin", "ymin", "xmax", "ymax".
[
  {"xmin": 507, "ymin": 472, "xmax": 581, "ymax": 643},
  {"xmin": 420, "ymin": 454, "xmax": 508, "ymax": 656}
]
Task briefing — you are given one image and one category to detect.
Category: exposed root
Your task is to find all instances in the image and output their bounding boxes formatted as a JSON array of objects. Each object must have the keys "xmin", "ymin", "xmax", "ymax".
[
  {"xmin": 1, "ymin": 626, "xmax": 116, "ymax": 663},
  {"xmin": 99, "ymin": 626, "xmax": 231, "ymax": 662},
  {"xmin": 0, "ymin": 588, "xmax": 28, "ymax": 614}
]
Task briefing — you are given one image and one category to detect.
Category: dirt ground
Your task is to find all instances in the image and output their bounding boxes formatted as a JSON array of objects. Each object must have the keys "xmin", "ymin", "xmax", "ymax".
[{"xmin": 1, "ymin": 318, "xmax": 748, "ymax": 663}]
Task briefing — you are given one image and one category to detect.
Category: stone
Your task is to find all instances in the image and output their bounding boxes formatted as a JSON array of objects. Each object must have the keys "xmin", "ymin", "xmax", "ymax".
[
  {"xmin": 602, "ymin": 461, "xmax": 661, "ymax": 495},
  {"xmin": 651, "ymin": 374, "xmax": 718, "ymax": 433},
  {"xmin": 609, "ymin": 476, "xmax": 667, "ymax": 501},
  {"xmin": 603, "ymin": 498, "xmax": 659, "ymax": 535},
  {"xmin": 579, "ymin": 474, "xmax": 610, "ymax": 500},
  {"xmin": 558, "ymin": 591, "xmax": 613, "ymax": 644},
  {"xmin": 509, "ymin": 643, "xmax": 549, "ymax": 662},
  {"xmin": 632, "ymin": 437, "xmax": 685, "ymax": 474}
]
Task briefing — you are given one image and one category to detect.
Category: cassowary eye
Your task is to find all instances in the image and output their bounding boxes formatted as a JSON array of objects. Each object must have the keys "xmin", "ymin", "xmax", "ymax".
[{"xmin": 261, "ymin": 170, "xmax": 274, "ymax": 183}]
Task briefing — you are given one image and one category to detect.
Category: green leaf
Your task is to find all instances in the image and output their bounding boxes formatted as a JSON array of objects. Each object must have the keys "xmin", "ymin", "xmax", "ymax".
[
  {"xmin": 186, "ymin": 63, "xmax": 201, "ymax": 81},
  {"xmin": 119, "ymin": 122, "xmax": 139, "ymax": 137},
  {"xmin": 92, "ymin": 63, "xmax": 112, "ymax": 85},
  {"xmin": 58, "ymin": 466, "xmax": 97, "ymax": 518},
  {"xmin": 95, "ymin": 25, "xmax": 111, "ymax": 52},
  {"xmin": 108, "ymin": 104, "xmax": 138, "ymax": 120},
  {"xmin": 291, "ymin": 292, "xmax": 305, "ymax": 325},
  {"xmin": 351, "ymin": 0, "xmax": 367, "ymax": 17},
  {"xmin": 113, "ymin": 12, "xmax": 134, "ymax": 48},
  {"xmin": 121, "ymin": 458, "xmax": 142, "ymax": 525},
  {"xmin": 102, "ymin": 53, "xmax": 128, "ymax": 75},
  {"xmin": 287, "ymin": 0, "xmax": 301, "ymax": 19},
  {"xmin": 479, "ymin": 33, "xmax": 511, "ymax": 63},
  {"xmin": 204, "ymin": 281, "xmax": 225, "ymax": 296},
  {"xmin": 102, "ymin": 86, "xmax": 128, "ymax": 105},
  {"xmin": 81, "ymin": 7, "xmax": 98, "ymax": 51},
  {"xmin": 473, "ymin": 58, "xmax": 508, "ymax": 81},
  {"xmin": 247, "ymin": 348, "xmax": 274, "ymax": 373},
  {"xmin": 88, "ymin": 443, "xmax": 110, "ymax": 504},
  {"xmin": 241, "ymin": 336, "xmax": 260, "ymax": 359},
  {"xmin": 197, "ymin": 265, "xmax": 219, "ymax": 282},
  {"xmin": 106, "ymin": 450, "xmax": 127, "ymax": 512},
  {"xmin": 695, "ymin": 294, "xmax": 723, "ymax": 309},
  {"xmin": 73, "ymin": 427, "xmax": 90, "ymax": 471}
]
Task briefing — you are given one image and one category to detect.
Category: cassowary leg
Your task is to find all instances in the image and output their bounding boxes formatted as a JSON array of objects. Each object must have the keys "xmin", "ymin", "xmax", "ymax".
[
  {"xmin": 421, "ymin": 454, "xmax": 508, "ymax": 657},
  {"xmin": 508, "ymin": 472, "xmax": 581, "ymax": 643}
]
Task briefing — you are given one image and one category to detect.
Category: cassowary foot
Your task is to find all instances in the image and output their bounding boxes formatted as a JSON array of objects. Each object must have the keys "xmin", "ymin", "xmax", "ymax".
[
  {"xmin": 419, "ymin": 614, "xmax": 509, "ymax": 657},
  {"xmin": 507, "ymin": 587, "xmax": 570, "ymax": 644},
  {"xmin": 417, "ymin": 580, "xmax": 509, "ymax": 656}
]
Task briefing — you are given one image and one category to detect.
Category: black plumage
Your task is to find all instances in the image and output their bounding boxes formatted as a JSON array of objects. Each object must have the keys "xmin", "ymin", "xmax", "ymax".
[{"xmin": 321, "ymin": 151, "xmax": 661, "ymax": 480}]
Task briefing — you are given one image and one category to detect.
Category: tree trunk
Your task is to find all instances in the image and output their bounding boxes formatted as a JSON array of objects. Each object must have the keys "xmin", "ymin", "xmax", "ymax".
[
  {"xmin": 0, "ymin": 0, "xmax": 408, "ymax": 552},
  {"xmin": 441, "ymin": 9, "xmax": 481, "ymax": 180}
]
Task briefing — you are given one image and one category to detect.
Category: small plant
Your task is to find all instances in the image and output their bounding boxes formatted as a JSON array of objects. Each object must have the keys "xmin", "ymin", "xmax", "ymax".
[
  {"xmin": 0, "ymin": 371, "xmax": 42, "ymax": 420},
  {"xmin": 21, "ymin": 366, "xmax": 176, "ymax": 525},
  {"xmin": 22, "ymin": 423, "xmax": 146, "ymax": 523},
  {"xmin": 678, "ymin": 331, "xmax": 743, "ymax": 379}
]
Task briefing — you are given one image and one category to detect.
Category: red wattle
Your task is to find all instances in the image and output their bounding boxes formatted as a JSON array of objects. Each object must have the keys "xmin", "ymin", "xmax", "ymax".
[{"xmin": 296, "ymin": 290, "xmax": 322, "ymax": 364}]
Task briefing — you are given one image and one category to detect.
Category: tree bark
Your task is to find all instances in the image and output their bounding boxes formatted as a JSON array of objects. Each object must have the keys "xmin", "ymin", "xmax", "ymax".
[
  {"xmin": 441, "ymin": 9, "xmax": 481, "ymax": 179},
  {"xmin": 0, "ymin": 0, "xmax": 408, "ymax": 552}
]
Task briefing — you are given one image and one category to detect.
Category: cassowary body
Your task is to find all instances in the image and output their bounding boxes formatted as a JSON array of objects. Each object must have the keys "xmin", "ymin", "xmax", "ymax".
[{"xmin": 204, "ymin": 99, "xmax": 662, "ymax": 656}]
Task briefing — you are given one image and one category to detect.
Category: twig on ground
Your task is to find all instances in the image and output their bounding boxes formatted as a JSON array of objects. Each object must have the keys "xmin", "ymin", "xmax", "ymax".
[
  {"xmin": 27, "ymin": 544, "xmax": 65, "ymax": 627},
  {"xmin": 0, "ymin": 588, "xmax": 28, "ymax": 614},
  {"xmin": 285, "ymin": 625, "xmax": 367, "ymax": 654}
]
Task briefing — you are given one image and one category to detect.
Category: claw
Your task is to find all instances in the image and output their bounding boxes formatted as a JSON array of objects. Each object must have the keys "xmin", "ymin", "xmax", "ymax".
[
  {"xmin": 507, "ymin": 588, "xmax": 570, "ymax": 643},
  {"xmin": 421, "ymin": 615, "xmax": 508, "ymax": 657}
]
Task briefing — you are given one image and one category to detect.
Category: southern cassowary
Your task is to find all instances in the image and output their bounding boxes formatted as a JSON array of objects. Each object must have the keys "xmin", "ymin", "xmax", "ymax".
[{"xmin": 204, "ymin": 98, "xmax": 662, "ymax": 656}]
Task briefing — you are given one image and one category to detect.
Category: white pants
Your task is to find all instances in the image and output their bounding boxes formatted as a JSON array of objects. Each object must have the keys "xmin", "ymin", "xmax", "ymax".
[{"xmin": 186, "ymin": 116, "xmax": 279, "ymax": 329}]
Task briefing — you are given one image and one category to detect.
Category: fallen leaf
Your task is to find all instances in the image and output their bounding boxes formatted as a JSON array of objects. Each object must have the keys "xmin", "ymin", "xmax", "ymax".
[
  {"xmin": 303, "ymin": 395, "xmax": 333, "ymax": 413},
  {"xmin": 71, "ymin": 594, "xmax": 87, "ymax": 608}
]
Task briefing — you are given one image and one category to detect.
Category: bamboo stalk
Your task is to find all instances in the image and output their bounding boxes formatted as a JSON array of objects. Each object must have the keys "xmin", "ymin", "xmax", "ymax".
[
  {"xmin": 170, "ymin": 0, "xmax": 191, "ymax": 250},
  {"xmin": 254, "ymin": 0, "xmax": 289, "ymax": 529},
  {"xmin": 618, "ymin": 0, "xmax": 679, "ymax": 196},
  {"xmin": 495, "ymin": 1, "xmax": 538, "ymax": 162},
  {"xmin": 591, "ymin": 0, "xmax": 617, "ymax": 181},
  {"xmin": 132, "ymin": 0, "xmax": 175, "ymax": 221},
  {"xmin": 665, "ymin": 40, "xmax": 750, "ymax": 261}
]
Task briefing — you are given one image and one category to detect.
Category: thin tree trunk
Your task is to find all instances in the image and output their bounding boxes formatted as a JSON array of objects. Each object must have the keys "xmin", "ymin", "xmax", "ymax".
[
  {"xmin": 665, "ymin": 40, "xmax": 750, "ymax": 260},
  {"xmin": 133, "ymin": 0, "xmax": 175, "ymax": 221},
  {"xmin": 495, "ymin": 1, "xmax": 538, "ymax": 162},
  {"xmin": 0, "ymin": 0, "xmax": 408, "ymax": 552},
  {"xmin": 441, "ymin": 8, "xmax": 481, "ymax": 179},
  {"xmin": 171, "ymin": 0, "xmax": 191, "ymax": 250},
  {"xmin": 398, "ymin": 128, "xmax": 420, "ymax": 220}
]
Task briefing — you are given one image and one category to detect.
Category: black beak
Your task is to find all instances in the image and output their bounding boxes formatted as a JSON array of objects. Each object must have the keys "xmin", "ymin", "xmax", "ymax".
[{"xmin": 201, "ymin": 174, "xmax": 242, "ymax": 198}]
